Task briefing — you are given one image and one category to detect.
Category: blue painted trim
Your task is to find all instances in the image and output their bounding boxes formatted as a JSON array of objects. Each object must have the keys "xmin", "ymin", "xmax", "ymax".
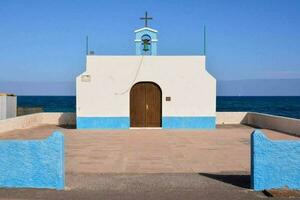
[
  {"xmin": 77, "ymin": 117, "xmax": 129, "ymax": 129},
  {"xmin": 250, "ymin": 131, "xmax": 255, "ymax": 190},
  {"xmin": 77, "ymin": 116, "xmax": 215, "ymax": 129},
  {"xmin": 251, "ymin": 130, "xmax": 300, "ymax": 191},
  {"xmin": 162, "ymin": 117, "xmax": 215, "ymax": 129},
  {"xmin": 0, "ymin": 132, "xmax": 65, "ymax": 190}
]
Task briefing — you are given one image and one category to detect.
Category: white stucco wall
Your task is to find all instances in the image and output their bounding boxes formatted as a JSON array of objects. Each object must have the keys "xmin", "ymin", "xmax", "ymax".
[
  {"xmin": 76, "ymin": 56, "xmax": 216, "ymax": 118},
  {"xmin": 246, "ymin": 113, "xmax": 300, "ymax": 136},
  {"xmin": 0, "ymin": 95, "xmax": 16, "ymax": 120},
  {"xmin": 0, "ymin": 112, "xmax": 75, "ymax": 134},
  {"xmin": 6, "ymin": 96, "xmax": 17, "ymax": 119},
  {"xmin": 216, "ymin": 112, "xmax": 248, "ymax": 124},
  {"xmin": 0, "ymin": 97, "xmax": 6, "ymax": 120}
]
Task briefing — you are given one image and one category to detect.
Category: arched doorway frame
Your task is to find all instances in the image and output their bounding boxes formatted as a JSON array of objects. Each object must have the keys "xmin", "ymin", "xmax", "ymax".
[{"xmin": 130, "ymin": 81, "xmax": 162, "ymax": 127}]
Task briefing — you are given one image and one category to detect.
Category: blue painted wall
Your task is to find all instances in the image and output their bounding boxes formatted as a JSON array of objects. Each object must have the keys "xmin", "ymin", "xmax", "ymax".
[
  {"xmin": 251, "ymin": 130, "xmax": 300, "ymax": 191},
  {"xmin": 77, "ymin": 117, "xmax": 130, "ymax": 129},
  {"xmin": 77, "ymin": 116, "xmax": 215, "ymax": 129},
  {"xmin": 0, "ymin": 132, "xmax": 64, "ymax": 190},
  {"xmin": 162, "ymin": 117, "xmax": 216, "ymax": 129}
]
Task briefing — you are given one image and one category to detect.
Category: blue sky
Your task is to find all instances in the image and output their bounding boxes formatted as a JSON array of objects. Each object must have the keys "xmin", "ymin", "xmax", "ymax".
[{"xmin": 0, "ymin": 0, "xmax": 300, "ymax": 95}]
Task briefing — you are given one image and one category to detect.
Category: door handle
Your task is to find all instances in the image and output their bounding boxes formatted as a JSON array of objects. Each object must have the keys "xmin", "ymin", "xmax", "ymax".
[{"xmin": 146, "ymin": 104, "xmax": 149, "ymax": 110}]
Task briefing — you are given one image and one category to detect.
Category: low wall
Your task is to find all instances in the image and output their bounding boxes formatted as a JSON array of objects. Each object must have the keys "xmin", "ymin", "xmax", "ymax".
[
  {"xmin": 216, "ymin": 112, "xmax": 248, "ymax": 124},
  {"xmin": 0, "ymin": 112, "xmax": 299, "ymax": 135},
  {"xmin": 217, "ymin": 112, "xmax": 300, "ymax": 136},
  {"xmin": 0, "ymin": 132, "xmax": 64, "ymax": 189},
  {"xmin": 0, "ymin": 112, "xmax": 75, "ymax": 133},
  {"xmin": 251, "ymin": 130, "xmax": 300, "ymax": 191},
  {"xmin": 40, "ymin": 112, "xmax": 76, "ymax": 125},
  {"xmin": 246, "ymin": 112, "xmax": 300, "ymax": 136}
]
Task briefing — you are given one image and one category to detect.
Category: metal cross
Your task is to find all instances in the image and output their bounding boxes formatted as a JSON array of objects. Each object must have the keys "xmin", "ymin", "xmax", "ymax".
[{"xmin": 140, "ymin": 11, "xmax": 153, "ymax": 27}]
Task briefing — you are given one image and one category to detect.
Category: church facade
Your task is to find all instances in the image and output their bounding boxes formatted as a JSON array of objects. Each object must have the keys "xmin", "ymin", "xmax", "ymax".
[{"xmin": 76, "ymin": 13, "xmax": 216, "ymax": 129}]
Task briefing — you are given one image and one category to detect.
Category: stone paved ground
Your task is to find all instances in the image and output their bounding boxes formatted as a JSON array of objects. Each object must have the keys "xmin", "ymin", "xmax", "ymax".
[{"xmin": 0, "ymin": 125, "xmax": 299, "ymax": 199}]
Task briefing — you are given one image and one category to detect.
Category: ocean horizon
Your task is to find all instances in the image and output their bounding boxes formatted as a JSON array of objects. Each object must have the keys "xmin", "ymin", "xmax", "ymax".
[{"xmin": 17, "ymin": 96, "xmax": 300, "ymax": 120}]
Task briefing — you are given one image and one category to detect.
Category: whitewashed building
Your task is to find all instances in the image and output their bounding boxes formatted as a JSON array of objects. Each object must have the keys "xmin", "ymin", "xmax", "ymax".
[
  {"xmin": 76, "ymin": 13, "xmax": 216, "ymax": 129},
  {"xmin": 0, "ymin": 93, "xmax": 17, "ymax": 120}
]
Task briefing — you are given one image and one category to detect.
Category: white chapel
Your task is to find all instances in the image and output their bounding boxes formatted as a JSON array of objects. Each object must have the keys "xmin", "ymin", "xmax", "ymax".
[{"xmin": 76, "ymin": 12, "xmax": 216, "ymax": 129}]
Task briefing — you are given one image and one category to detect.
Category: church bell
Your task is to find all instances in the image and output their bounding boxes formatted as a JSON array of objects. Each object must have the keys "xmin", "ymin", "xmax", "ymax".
[{"xmin": 142, "ymin": 38, "xmax": 151, "ymax": 52}]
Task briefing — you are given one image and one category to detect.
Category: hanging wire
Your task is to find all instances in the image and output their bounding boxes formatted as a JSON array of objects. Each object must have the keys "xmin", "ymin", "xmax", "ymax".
[{"xmin": 114, "ymin": 55, "xmax": 145, "ymax": 95}]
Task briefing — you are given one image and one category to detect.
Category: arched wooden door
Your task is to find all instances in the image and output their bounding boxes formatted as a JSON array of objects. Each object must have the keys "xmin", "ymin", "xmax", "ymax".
[{"xmin": 130, "ymin": 82, "xmax": 162, "ymax": 127}]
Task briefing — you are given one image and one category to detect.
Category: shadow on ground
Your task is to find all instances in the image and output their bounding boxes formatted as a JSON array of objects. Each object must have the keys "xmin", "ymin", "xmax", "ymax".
[
  {"xmin": 57, "ymin": 124, "xmax": 76, "ymax": 129},
  {"xmin": 198, "ymin": 173, "xmax": 250, "ymax": 189},
  {"xmin": 0, "ymin": 173, "xmax": 263, "ymax": 200}
]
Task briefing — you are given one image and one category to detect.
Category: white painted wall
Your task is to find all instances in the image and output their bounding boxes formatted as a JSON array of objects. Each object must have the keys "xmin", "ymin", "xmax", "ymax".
[
  {"xmin": 0, "ymin": 95, "xmax": 16, "ymax": 120},
  {"xmin": 77, "ymin": 56, "xmax": 216, "ymax": 117},
  {"xmin": 6, "ymin": 96, "xmax": 17, "ymax": 119},
  {"xmin": 246, "ymin": 113, "xmax": 300, "ymax": 136},
  {"xmin": 0, "ymin": 112, "xmax": 75, "ymax": 133},
  {"xmin": 0, "ymin": 97, "xmax": 6, "ymax": 120},
  {"xmin": 216, "ymin": 112, "xmax": 248, "ymax": 124}
]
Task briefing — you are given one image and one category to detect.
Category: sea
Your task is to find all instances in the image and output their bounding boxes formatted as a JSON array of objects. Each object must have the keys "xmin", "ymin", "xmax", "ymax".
[{"xmin": 17, "ymin": 96, "xmax": 300, "ymax": 120}]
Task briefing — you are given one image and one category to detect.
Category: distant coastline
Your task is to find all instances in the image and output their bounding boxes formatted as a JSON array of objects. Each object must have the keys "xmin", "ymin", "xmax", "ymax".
[
  {"xmin": 16, "ymin": 96, "xmax": 300, "ymax": 120},
  {"xmin": 1, "ymin": 79, "xmax": 300, "ymax": 96}
]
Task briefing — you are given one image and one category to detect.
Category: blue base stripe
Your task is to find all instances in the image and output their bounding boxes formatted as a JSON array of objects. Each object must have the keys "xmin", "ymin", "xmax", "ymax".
[
  {"xmin": 162, "ymin": 117, "xmax": 215, "ymax": 129},
  {"xmin": 77, "ymin": 116, "xmax": 215, "ymax": 129},
  {"xmin": 77, "ymin": 117, "xmax": 129, "ymax": 129}
]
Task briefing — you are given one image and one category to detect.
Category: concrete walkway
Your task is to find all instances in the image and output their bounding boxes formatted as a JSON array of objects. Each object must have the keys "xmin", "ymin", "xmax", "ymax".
[
  {"xmin": 0, "ymin": 124, "xmax": 298, "ymax": 175},
  {"xmin": 0, "ymin": 173, "xmax": 266, "ymax": 200},
  {"xmin": 0, "ymin": 125, "xmax": 298, "ymax": 199}
]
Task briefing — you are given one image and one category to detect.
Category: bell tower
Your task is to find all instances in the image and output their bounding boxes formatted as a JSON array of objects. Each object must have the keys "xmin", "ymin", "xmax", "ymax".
[{"xmin": 135, "ymin": 12, "xmax": 158, "ymax": 55}]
